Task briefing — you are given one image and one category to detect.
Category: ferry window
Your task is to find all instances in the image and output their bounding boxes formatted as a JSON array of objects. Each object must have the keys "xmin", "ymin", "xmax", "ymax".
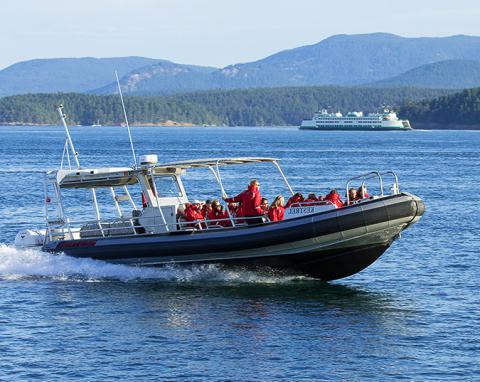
[{"xmin": 153, "ymin": 176, "xmax": 182, "ymax": 197}]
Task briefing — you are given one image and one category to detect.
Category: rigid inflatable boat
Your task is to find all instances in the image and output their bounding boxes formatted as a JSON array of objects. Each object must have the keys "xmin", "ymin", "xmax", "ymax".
[{"xmin": 15, "ymin": 106, "xmax": 424, "ymax": 281}]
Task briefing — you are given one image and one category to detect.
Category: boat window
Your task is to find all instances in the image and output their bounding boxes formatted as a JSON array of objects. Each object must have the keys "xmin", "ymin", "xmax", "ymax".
[
  {"xmin": 152, "ymin": 175, "xmax": 182, "ymax": 197},
  {"xmin": 57, "ymin": 179, "xmax": 147, "ymax": 223},
  {"xmin": 58, "ymin": 187, "xmax": 100, "ymax": 222},
  {"xmin": 123, "ymin": 178, "xmax": 144, "ymax": 208},
  {"xmin": 93, "ymin": 187, "xmax": 128, "ymax": 220}
]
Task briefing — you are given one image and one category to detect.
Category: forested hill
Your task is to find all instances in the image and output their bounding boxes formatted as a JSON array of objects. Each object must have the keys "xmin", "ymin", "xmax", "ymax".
[
  {"xmin": 0, "ymin": 93, "xmax": 219, "ymax": 126},
  {"xmin": 0, "ymin": 86, "xmax": 453, "ymax": 126},
  {"xmin": 367, "ymin": 60, "xmax": 480, "ymax": 89},
  {"xmin": 169, "ymin": 87, "xmax": 452, "ymax": 126},
  {"xmin": 399, "ymin": 87, "xmax": 480, "ymax": 128}
]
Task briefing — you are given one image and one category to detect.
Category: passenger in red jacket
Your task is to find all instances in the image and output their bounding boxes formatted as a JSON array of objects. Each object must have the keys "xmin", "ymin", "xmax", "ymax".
[
  {"xmin": 208, "ymin": 200, "xmax": 232, "ymax": 227},
  {"xmin": 268, "ymin": 196, "xmax": 285, "ymax": 222},
  {"xmin": 224, "ymin": 179, "xmax": 263, "ymax": 224},
  {"xmin": 286, "ymin": 192, "xmax": 304, "ymax": 207},
  {"xmin": 185, "ymin": 202, "xmax": 205, "ymax": 229},
  {"xmin": 346, "ymin": 188, "xmax": 358, "ymax": 205},
  {"xmin": 325, "ymin": 189, "xmax": 344, "ymax": 208},
  {"xmin": 201, "ymin": 200, "xmax": 212, "ymax": 218},
  {"xmin": 356, "ymin": 185, "xmax": 369, "ymax": 200},
  {"xmin": 228, "ymin": 202, "xmax": 242, "ymax": 215},
  {"xmin": 227, "ymin": 202, "xmax": 244, "ymax": 224},
  {"xmin": 260, "ymin": 198, "xmax": 269, "ymax": 215},
  {"xmin": 303, "ymin": 193, "xmax": 318, "ymax": 205}
]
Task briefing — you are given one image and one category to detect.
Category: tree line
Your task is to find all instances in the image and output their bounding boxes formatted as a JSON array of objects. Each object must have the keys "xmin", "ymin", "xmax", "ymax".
[
  {"xmin": 0, "ymin": 86, "xmax": 456, "ymax": 126},
  {"xmin": 399, "ymin": 87, "xmax": 480, "ymax": 127}
]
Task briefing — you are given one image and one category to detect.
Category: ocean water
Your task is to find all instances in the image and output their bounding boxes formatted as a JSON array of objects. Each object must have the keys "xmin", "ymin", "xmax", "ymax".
[{"xmin": 0, "ymin": 126, "xmax": 479, "ymax": 381}]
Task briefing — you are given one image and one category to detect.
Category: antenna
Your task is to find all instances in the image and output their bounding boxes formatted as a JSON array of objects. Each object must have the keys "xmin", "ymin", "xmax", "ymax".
[
  {"xmin": 57, "ymin": 105, "xmax": 80, "ymax": 169},
  {"xmin": 115, "ymin": 70, "xmax": 137, "ymax": 167}
]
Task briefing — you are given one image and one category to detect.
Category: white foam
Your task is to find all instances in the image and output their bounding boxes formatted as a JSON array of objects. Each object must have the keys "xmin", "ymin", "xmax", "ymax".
[
  {"xmin": 0, "ymin": 169, "xmax": 46, "ymax": 174},
  {"xmin": 0, "ymin": 244, "xmax": 309, "ymax": 283}
]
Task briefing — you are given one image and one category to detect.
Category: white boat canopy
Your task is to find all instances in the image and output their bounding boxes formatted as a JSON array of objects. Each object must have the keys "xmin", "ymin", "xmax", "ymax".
[
  {"xmin": 51, "ymin": 167, "xmax": 137, "ymax": 189},
  {"xmin": 50, "ymin": 157, "xmax": 282, "ymax": 188},
  {"xmin": 153, "ymin": 157, "xmax": 279, "ymax": 172}
]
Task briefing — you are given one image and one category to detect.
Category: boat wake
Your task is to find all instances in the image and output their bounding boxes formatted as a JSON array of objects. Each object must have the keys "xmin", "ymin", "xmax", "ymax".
[{"xmin": 0, "ymin": 244, "xmax": 311, "ymax": 284}]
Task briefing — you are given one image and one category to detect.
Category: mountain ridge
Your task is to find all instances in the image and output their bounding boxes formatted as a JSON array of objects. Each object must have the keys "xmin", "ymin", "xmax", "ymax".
[
  {"xmin": 366, "ymin": 59, "xmax": 480, "ymax": 89},
  {"xmin": 0, "ymin": 57, "xmax": 217, "ymax": 97},
  {"xmin": 97, "ymin": 33, "xmax": 480, "ymax": 95},
  {"xmin": 3, "ymin": 33, "xmax": 480, "ymax": 97}
]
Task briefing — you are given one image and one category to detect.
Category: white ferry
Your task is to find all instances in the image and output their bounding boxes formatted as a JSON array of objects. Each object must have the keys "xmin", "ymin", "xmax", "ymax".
[{"xmin": 300, "ymin": 109, "xmax": 412, "ymax": 131}]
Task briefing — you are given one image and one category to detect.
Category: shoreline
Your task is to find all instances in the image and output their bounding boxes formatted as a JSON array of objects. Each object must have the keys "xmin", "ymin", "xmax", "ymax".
[
  {"xmin": 1, "ymin": 122, "xmax": 480, "ymax": 130},
  {"xmin": 0, "ymin": 121, "xmax": 202, "ymax": 127},
  {"xmin": 411, "ymin": 122, "xmax": 480, "ymax": 130}
]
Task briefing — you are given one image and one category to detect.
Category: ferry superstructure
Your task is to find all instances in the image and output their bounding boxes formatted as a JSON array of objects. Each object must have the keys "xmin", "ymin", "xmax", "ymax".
[{"xmin": 300, "ymin": 109, "xmax": 412, "ymax": 131}]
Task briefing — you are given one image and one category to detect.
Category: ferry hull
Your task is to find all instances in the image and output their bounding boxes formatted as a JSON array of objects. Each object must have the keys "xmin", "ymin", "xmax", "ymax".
[
  {"xmin": 299, "ymin": 126, "xmax": 412, "ymax": 131},
  {"xmin": 44, "ymin": 193, "xmax": 424, "ymax": 281}
]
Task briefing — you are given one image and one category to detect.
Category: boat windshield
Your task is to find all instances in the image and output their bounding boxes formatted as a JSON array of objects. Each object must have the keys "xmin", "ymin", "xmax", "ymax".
[{"xmin": 152, "ymin": 175, "xmax": 182, "ymax": 197}]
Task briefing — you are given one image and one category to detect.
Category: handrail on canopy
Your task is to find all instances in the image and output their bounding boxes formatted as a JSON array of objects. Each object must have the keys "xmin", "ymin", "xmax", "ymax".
[{"xmin": 153, "ymin": 157, "xmax": 279, "ymax": 171}]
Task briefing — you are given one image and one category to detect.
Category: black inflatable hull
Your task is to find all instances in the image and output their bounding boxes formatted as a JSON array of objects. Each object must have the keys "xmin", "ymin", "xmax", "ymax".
[
  {"xmin": 224, "ymin": 243, "xmax": 390, "ymax": 280},
  {"xmin": 44, "ymin": 193, "xmax": 424, "ymax": 281}
]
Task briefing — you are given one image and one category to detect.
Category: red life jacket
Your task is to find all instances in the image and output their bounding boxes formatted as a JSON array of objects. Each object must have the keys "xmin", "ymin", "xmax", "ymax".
[
  {"xmin": 235, "ymin": 204, "xmax": 245, "ymax": 217},
  {"xmin": 268, "ymin": 206, "xmax": 285, "ymax": 222},
  {"xmin": 185, "ymin": 205, "xmax": 204, "ymax": 222},
  {"xmin": 225, "ymin": 185, "xmax": 262, "ymax": 216},
  {"xmin": 286, "ymin": 194, "xmax": 304, "ymax": 207},
  {"xmin": 201, "ymin": 204, "xmax": 212, "ymax": 218},
  {"xmin": 355, "ymin": 192, "xmax": 369, "ymax": 201},
  {"xmin": 325, "ymin": 193, "xmax": 344, "ymax": 208},
  {"xmin": 207, "ymin": 209, "xmax": 217, "ymax": 221},
  {"xmin": 227, "ymin": 202, "xmax": 244, "ymax": 223},
  {"xmin": 208, "ymin": 209, "xmax": 232, "ymax": 227}
]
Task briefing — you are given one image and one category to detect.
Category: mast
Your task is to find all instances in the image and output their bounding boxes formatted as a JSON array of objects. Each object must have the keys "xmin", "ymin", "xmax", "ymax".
[
  {"xmin": 57, "ymin": 104, "xmax": 102, "ymax": 224},
  {"xmin": 57, "ymin": 105, "xmax": 80, "ymax": 169},
  {"xmin": 115, "ymin": 70, "xmax": 137, "ymax": 168}
]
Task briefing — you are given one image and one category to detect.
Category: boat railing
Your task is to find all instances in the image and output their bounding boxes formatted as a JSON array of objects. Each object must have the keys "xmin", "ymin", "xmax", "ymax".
[
  {"xmin": 345, "ymin": 171, "xmax": 400, "ymax": 205},
  {"xmin": 44, "ymin": 197, "xmax": 342, "ymax": 243},
  {"xmin": 381, "ymin": 171, "xmax": 400, "ymax": 194},
  {"xmin": 45, "ymin": 213, "xmax": 271, "ymax": 242}
]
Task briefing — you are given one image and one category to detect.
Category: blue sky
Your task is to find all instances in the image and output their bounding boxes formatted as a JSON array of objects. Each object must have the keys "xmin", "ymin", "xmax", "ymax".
[{"xmin": 1, "ymin": 0, "xmax": 479, "ymax": 70}]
